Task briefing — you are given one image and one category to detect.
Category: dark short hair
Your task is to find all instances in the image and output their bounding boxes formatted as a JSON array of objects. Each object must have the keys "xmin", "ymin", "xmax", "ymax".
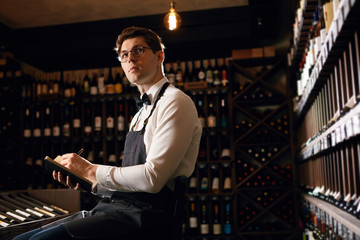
[{"xmin": 114, "ymin": 26, "xmax": 165, "ymax": 54}]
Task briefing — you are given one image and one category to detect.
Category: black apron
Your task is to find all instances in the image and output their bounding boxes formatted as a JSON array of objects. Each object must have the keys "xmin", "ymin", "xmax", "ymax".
[{"xmin": 45, "ymin": 83, "xmax": 174, "ymax": 240}]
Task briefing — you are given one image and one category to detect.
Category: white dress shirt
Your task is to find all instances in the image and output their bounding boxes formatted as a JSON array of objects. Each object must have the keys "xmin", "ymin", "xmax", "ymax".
[{"xmin": 95, "ymin": 78, "xmax": 202, "ymax": 193}]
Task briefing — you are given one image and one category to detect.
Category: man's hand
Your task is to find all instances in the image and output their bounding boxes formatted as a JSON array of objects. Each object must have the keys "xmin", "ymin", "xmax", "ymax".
[{"xmin": 52, "ymin": 153, "xmax": 98, "ymax": 189}]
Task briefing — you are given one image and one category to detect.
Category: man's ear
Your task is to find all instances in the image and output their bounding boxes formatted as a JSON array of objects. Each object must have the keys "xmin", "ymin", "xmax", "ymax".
[{"xmin": 157, "ymin": 51, "xmax": 165, "ymax": 64}]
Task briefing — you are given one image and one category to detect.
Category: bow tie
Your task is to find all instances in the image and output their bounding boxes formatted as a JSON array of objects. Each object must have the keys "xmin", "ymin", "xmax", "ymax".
[{"xmin": 135, "ymin": 93, "xmax": 151, "ymax": 109}]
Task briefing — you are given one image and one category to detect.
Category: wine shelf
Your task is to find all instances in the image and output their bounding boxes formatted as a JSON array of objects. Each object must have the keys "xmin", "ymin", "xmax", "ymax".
[
  {"xmin": 294, "ymin": 0, "xmax": 360, "ymax": 123},
  {"xmin": 303, "ymin": 193, "xmax": 360, "ymax": 237}
]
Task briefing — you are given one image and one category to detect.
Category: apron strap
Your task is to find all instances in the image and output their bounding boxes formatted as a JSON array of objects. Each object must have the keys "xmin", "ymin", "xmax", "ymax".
[{"xmin": 140, "ymin": 82, "xmax": 170, "ymax": 134}]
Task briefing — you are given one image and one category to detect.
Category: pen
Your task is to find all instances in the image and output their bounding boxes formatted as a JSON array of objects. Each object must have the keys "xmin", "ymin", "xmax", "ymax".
[{"xmin": 77, "ymin": 148, "xmax": 84, "ymax": 156}]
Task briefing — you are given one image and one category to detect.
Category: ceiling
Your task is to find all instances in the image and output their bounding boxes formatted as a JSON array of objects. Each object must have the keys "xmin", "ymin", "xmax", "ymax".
[
  {"xmin": 0, "ymin": 0, "xmax": 294, "ymax": 72},
  {"xmin": 0, "ymin": 0, "xmax": 249, "ymax": 29}
]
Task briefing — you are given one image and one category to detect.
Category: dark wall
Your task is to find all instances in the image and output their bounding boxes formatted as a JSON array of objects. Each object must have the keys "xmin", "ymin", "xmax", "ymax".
[{"xmin": 1, "ymin": 0, "xmax": 294, "ymax": 72}]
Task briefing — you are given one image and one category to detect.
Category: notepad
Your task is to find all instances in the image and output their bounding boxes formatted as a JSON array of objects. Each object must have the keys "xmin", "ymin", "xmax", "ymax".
[{"xmin": 44, "ymin": 156, "xmax": 92, "ymax": 192}]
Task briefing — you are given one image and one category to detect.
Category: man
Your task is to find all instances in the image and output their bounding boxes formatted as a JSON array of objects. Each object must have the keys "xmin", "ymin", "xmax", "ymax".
[{"xmin": 14, "ymin": 27, "xmax": 201, "ymax": 240}]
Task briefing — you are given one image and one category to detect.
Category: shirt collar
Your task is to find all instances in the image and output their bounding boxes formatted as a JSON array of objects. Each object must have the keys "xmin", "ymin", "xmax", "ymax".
[{"xmin": 142, "ymin": 77, "xmax": 168, "ymax": 105}]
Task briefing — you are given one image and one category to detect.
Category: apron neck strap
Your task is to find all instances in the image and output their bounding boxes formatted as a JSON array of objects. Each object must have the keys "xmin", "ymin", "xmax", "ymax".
[{"xmin": 131, "ymin": 82, "xmax": 170, "ymax": 133}]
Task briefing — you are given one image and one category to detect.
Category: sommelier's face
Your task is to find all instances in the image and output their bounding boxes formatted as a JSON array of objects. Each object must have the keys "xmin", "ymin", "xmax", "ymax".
[{"xmin": 120, "ymin": 36, "xmax": 164, "ymax": 94}]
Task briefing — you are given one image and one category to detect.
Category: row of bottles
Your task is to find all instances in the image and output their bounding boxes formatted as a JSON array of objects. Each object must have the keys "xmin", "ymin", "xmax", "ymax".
[
  {"xmin": 299, "ymin": 138, "xmax": 360, "ymax": 220},
  {"xmin": 184, "ymin": 195, "xmax": 233, "ymax": 237},
  {"xmin": 188, "ymin": 162, "xmax": 232, "ymax": 194},
  {"xmin": 297, "ymin": 30, "xmax": 360, "ymax": 146},
  {"xmin": 19, "ymin": 57, "xmax": 231, "ymax": 102},
  {"xmin": 164, "ymin": 58, "xmax": 230, "ymax": 89},
  {"xmin": 301, "ymin": 200, "xmax": 360, "ymax": 240},
  {"xmin": 22, "ymin": 101, "xmax": 135, "ymax": 140}
]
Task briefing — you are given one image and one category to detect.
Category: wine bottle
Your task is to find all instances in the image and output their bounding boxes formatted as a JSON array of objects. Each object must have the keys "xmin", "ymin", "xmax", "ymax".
[
  {"xmin": 90, "ymin": 72, "xmax": 98, "ymax": 96},
  {"xmin": 199, "ymin": 196, "xmax": 209, "ymax": 235},
  {"xmin": 188, "ymin": 196, "xmax": 198, "ymax": 235},
  {"xmin": 83, "ymin": 71, "xmax": 90, "ymax": 96},
  {"xmin": 117, "ymin": 102, "xmax": 125, "ymax": 136},
  {"xmin": 197, "ymin": 59, "xmax": 206, "ymax": 82},
  {"xmin": 114, "ymin": 67, "xmax": 123, "ymax": 94},
  {"xmin": 72, "ymin": 103, "xmax": 81, "ymax": 137},
  {"xmin": 41, "ymin": 73, "xmax": 48, "ymax": 96},
  {"xmin": 70, "ymin": 74, "xmax": 77, "ymax": 99},
  {"xmin": 222, "ymin": 162, "xmax": 232, "ymax": 193},
  {"xmin": 106, "ymin": 102, "xmax": 115, "ymax": 136},
  {"xmin": 219, "ymin": 96, "xmax": 229, "ymax": 128},
  {"xmin": 196, "ymin": 98, "xmax": 206, "ymax": 128},
  {"xmin": 210, "ymin": 163, "xmax": 220, "ymax": 194},
  {"xmin": 98, "ymin": 69, "xmax": 106, "ymax": 96},
  {"xmin": 167, "ymin": 62, "xmax": 176, "ymax": 85},
  {"xmin": 52, "ymin": 107, "xmax": 60, "ymax": 137},
  {"xmin": 205, "ymin": 59, "xmax": 214, "ymax": 88},
  {"xmin": 23, "ymin": 108, "xmax": 31, "ymax": 138},
  {"xmin": 199, "ymin": 163, "xmax": 209, "ymax": 193},
  {"xmin": 223, "ymin": 196, "xmax": 232, "ymax": 235},
  {"xmin": 62, "ymin": 105, "xmax": 71, "ymax": 137},
  {"xmin": 33, "ymin": 107, "xmax": 41, "ymax": 138},
  {"xmin": 84, "ymin": 104, "xmax": 92, "ymax": 137},
  {"xmin": 207, "ymin": 100, "xmax": 217, "ymax": 129},
  {"xmin": 188, "ymin": 169, "xmax": 197, "ymax": 194},
  {"xmin": 212, "ymin": 196, "xmax": 222, "ymax": 235},
  {"xmin": 43, "ymin": 106, "xmax": 52, "ymax": 138},
  {"xmin": 220, "ymin": 58, "xmax": 229, "ymax": 87},
  {"xmin": 213, "ymin": 59, "xmax": 221, "ymax": 87},
  {"xmin": 94, "ymin": 102, "xmax": 102, "ymax": 136},
  {"xmin": 106, "ymin": 67, "xmax": 115, "ymax": 95}
]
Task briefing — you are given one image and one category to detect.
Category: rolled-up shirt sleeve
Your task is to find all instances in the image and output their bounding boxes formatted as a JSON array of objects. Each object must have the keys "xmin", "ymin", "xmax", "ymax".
[{"xmin": 95, "ymin": 88, "xmax": 201, "ymax": 193}]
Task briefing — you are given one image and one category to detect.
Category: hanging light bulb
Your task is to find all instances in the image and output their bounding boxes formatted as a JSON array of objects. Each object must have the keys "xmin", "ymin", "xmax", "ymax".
[{"xmin": 164, "ymin": 0, "xmax": 181, "ymax": 31}]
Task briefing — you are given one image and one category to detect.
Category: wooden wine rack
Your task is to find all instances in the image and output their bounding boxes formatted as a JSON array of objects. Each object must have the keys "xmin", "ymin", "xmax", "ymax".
[{"xmin": 230, "ymin": 57, "xmax": 298, "ymax": 240}]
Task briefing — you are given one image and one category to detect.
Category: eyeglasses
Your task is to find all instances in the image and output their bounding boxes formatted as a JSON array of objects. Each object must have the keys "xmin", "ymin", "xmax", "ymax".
[{"xmin": 117, "ymin": 46, "xmax": 152, "ymax": 63}]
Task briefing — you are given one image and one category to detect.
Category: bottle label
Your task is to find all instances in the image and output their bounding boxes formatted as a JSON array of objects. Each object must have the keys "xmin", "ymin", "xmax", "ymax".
[
  {"xmin": 198, "ymin": 71, "xmax": 205, "ymax": 81},
  {"xmin": 167, "ymin": 73, "xmax": 175, "ymax": 84},
  {"xmin": 114, "ymin": 83, "xmax": 122, "ymax": 94},
  {"xmin": 200, "ymin": 223, "xmax": 209, "ymax": 234},
  {"xmin": 213, "ymin": 223, "xmax": 222, "ymax": 235},
  {"xmin": 90, "ymin": 86, "xmax": 98, "ymax": 95},
  {"xmin": 95, "ymin": 117, "xmax": 102, "ymax": 130},
  {"xmin": 212, "ymin": 177, "xmax": 219, "ymax": 193},
  {"xmin": 106, "ymin": 84, "xmax": 115, "ymax": 94},
  {"xmin": 117, "ymin": 116, "xmax": 125, "ymax": 131},
  {"xmin": 201, "ymin": 177, "xmax": 208, "ymax": 190},
  {"xmin": 84, "ymin": 126, "xmax": 92, "ymax": 134},
  {"xmin": 189, "ymin": 217, "xmax": 198, "ymax": 228},
  {"xmin": 98, "ymin": 76, "xmax": 105, "ymax": 95},
  {"xmin": 107, "ymin": 116, "xmax": 114, "ymax": 128},
  {"xmin": 207, "ymin": 116, "xmax": 216, "ymax": 128},
  {"xmin": 189, "ymin": 177, "xmax": 197, "ymax": 189},
  {"xmin": 53, "ymin": 126, "xmax": 60, "ymax": 136},
  {"xmin": 44, "ymin": 128, "xmax": 51, "ymax": 137},
  {"xmin": 33, "ymin": 128, "xmax": 41, "ymax": 137},
  {"xmin": 73, "ymin": 119, "xmax": 81, "ymax": 128},
  {"xmin": 224, "ymin": 223, "xmax": 232, "ymax": 234},
  {"xmin": 206, "ymin": 70, "xmax": 213, "ymax": 84},
  {"xmin": 24, "ymin": 129, "xmax": 31, "ymax": 138},
  {"xmin": 224, "ymin": 177, "xmax": 232, "ymax": 190},
  {"xmin": 63, "ymin": 123, "xmax": 70, "ymax": 136}
]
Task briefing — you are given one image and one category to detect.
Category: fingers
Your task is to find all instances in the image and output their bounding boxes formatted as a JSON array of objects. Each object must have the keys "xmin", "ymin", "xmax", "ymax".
[{"xmin": 52, "ymin": 170, "xmax": 79, "ymax": 190}]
